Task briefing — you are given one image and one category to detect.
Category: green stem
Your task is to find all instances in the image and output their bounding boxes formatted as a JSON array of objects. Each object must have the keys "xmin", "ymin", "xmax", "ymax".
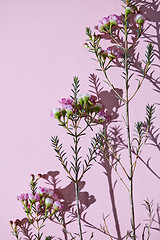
[
  {"xmin": 75, "ymin": 181, "xmax": 83, "ymax": 240},
  {"xmin": 36, "ymin": 219, "xmax": 41, "ymax": 240},
  {"xmin": 124, "ymin": 15, "xmax": 136, "ymax": 239},
  {"xmin": 74, "ymin": 123, "xmax": 83, "ymax": 240}
]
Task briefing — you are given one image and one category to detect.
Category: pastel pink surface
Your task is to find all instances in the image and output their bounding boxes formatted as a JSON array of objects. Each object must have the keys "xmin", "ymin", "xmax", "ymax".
[{"xmin": 0, "ymin": 0, "xmax": 160, "ymax": 239}]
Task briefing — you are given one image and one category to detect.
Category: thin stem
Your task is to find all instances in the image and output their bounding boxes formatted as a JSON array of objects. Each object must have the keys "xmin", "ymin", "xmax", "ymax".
[
  {"xmin": 132, "ymin": 124, "xmax": 149, "ymax": 174},
  {"xmin": 128, "ymin": 63, "xmax": 149, "ymax": 102},
  {"xmin": 74, "ymin": 123, "xmax": 83, "ymax": 240},
  {"xmin": 103, "ymin": 29, "xmax": 125, "ymax": 50},
  {"xmin": 36, "ymin": 220, "xmax": 41, "ymax": 240},
  {"xmin": 100, "ymin": 143, "xmax": 130, "ymax": 192},
  {"xmin": 75, "ymin": 181, "xmax": 83, "ymax": 240},
  {"xmin": 102, "ymin": 134, "xmax": 129, "ymax": 179},
  {"xmin": 93, "ymin": 42, "xmax": 126, "ymax": 103},
  {"xmin": 103, "ymin": 215, "xmax": 113, "ymax": 240},
  {"xmin": 102, "ymin": 69, "xmax": 126, "ymax": 102},
  {"xmin": 54, "ymin": 214, "xmax": 76, "ymax": 240},
  {"xmin": 124, "ymin": 15, "xmax": 136, "ymax": 239}
]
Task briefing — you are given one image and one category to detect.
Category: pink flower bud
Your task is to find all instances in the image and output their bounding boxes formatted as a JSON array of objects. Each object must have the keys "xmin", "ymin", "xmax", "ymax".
[
  {"xmin": 45, "ymin": 197, "xmax": 53, "ymax": 208},
  {"xmin": 52, "ymin": 193, "xmax": 59, "ymax": 200},
  {"xmin": 53, "ymin": 200, "xmax": 63, "ymax": 210}
]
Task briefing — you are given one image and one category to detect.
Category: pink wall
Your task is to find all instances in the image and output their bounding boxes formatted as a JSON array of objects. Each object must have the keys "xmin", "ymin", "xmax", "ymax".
[{"xmin": 0, "ymin": 0, "xmax": 160, "ymax": 239}]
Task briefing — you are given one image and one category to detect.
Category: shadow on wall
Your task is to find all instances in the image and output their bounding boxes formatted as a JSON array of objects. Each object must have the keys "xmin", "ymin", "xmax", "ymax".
[
  {"xmin": 138, "ymin": 0, "xmax": 160, "ymax": 94},
  {"xmin": 88, "ymin": 72, "xmax": 160, "ymax": 239}
]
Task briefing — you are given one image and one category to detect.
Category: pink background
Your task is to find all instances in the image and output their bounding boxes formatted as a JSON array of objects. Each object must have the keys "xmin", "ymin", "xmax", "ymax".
[{"xmin": 0, "ymin": 0, "xmax": 160, "ymax": 239}]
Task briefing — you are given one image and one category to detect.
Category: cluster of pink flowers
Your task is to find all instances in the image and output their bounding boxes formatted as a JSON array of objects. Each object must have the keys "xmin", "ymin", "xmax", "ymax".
[
  {"xmin": 17, "ymin": 186, "xmax": 63, "ymax": 216},
  {"xmin": 51, "ymin": 94, "xmax": 107, "ymax": 123},
  {"xmin": 98, "ymin": 11, "xmax": 145, "ymax": 33},
  {"xmin": 98, "ymin": 14, "xmax": 121, "ymax": 32}
]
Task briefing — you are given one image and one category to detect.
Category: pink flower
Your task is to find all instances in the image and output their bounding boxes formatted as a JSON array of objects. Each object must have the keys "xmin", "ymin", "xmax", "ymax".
[
  {"xmin": 36, "ymin": 203, "xmax": 40, "ymax": 212},
  {"xmin": 53, "ymin": 200, "xmax": 63, "ymax": 210},
  {"xmin": 106, "ymin": 47, "xmax": 121, "ymax": 59},
  {"xmin": 46, "ymin": 188, "xmax": 54, "ymax": 197},
  {"xmin": 17, "ymin": 193, "xmax": 29, "ymax": 201},
  {"xmin": 37, "ymin": 187, "xmax": 47, "ymax": 196},
  {"xmin": 108, "ymin": 14, "xmax": 121, "ymax": 25},
  {"xmin": 52, "ymin": 193, "xmax": 59, "ymax": 200},
  {"xmin": 98, "ymin": 17, "xmax": 110, "ymax": 32},
  {"xmin": 28, "ymin": 193, "xmax": 41, "ymax": 202},
  {"xmin": 98, "ymin": 14, "xmax": 121, "ymax": 32},
  {"xmin": 65, "ymin": 104, "xmax": 73, "ymax": 111},
  {"xmin": 97, "ymin": 110, "xmax": 106, "ymax": 121},
  {"xmin": 59, "ymin": 98, "xmax": 73, "ymax": 108},
  {"xmin": 100, "ymin": 47, "xmax": 121, "ymax": 60},
  {"xmin": 34, "ymin": 193, "xmax": 41, "ymax": 201}
]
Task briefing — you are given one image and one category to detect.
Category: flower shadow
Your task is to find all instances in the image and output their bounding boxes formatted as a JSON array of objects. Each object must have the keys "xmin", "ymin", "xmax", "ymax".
[
  {"xmin": 88, "ymin": 73, "xmax": 126, "ymax": 239},
  {"xmin": 42, "ymin": 171, "xmax": 96, "ymax": 240},
  {"xmin": 18, "ymin": 218, "xmax": 56, "ymax": 240}
]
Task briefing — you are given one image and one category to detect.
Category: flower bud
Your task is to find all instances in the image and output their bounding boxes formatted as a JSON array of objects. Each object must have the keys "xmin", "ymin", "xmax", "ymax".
[
  {"xmin": 14, "ymin": 219, "xmax": 20, "ymax": 226},
  {"xmin": 125, "ymin": 7, "xmax": 132, "ymax": 16},
  {"xmin": 37, "ymin": 173, "xmax": 42, "ymax": 179},
  {"xmin": 53, "ymin": 200, "xmax": 63, "ymax": 210},
  {"xmin": 50, "ymin": 108, "xmax": 61, "ymax": 120},
  {"xmin": 94, "ymin": 103, "xmax": 102, "ymax": 114},
  {"xmin": 97, "ymin": 48, "xmax": 102, "ymax": 55},
  {"xmin": 92, "ymin": 34, "xmax": 95, "ymax": 42},
  {"xmin": 82, "ymin": 94, "xmax": 91, "ymax": 108},
  {"xmin": 61, "ymin": 109, "xmax": 66, "ymax": 118},
  {"xmin": 135, "ymin": 14, "xmax": 145, "ymax": 25},
  {"xmin": 30, "ymin": 174, "xmax": 35, "ymax": 182},
  {"xmin": 66, "ymin": 105, "xmax": 73, "ymax": 117},
  {"xmin": 77, "ymin": 95, "xmax": 83, "ymax": 105},
  {"xmin": 45, "ymin": 197, "xmax": 53, "ymax": 208},
  {"xmin": 82, "ymin": 93, "xmax": 91, "ymax": 101},
  {"xmin": 83, "ymin": 43, "xmax": 89, "ymax": 48},
  {"xmin": 10, "ymin": 220, "xmax": 13, "ymax": 226},
  {"xmin": 100, "ymin": 50, "xmax": 108, "ymax": 59}
]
